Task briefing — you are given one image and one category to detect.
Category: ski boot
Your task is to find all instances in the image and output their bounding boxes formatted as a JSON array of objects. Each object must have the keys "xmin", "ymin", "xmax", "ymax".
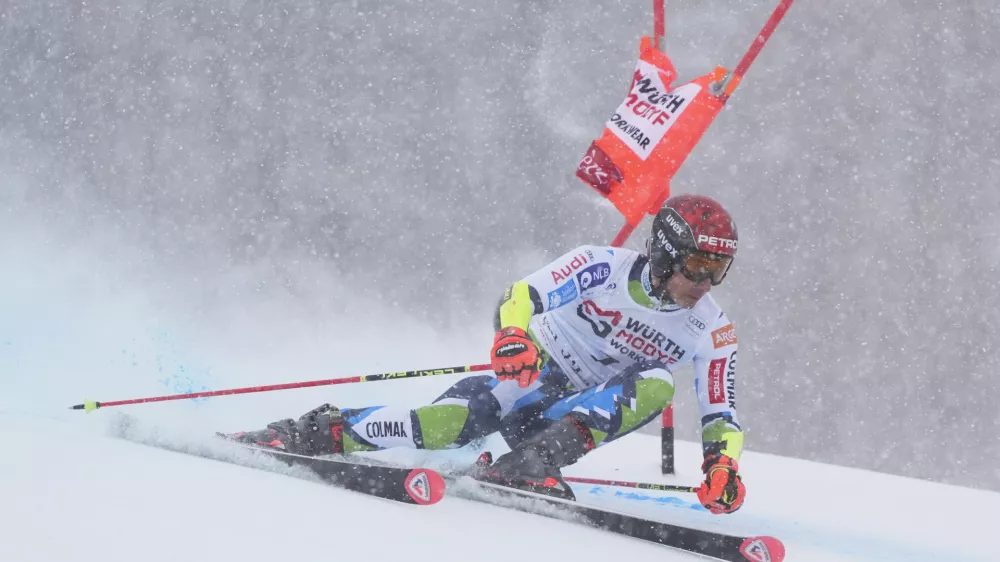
[
  {"xmin": 224, "ymin": 403, "xmax": 345, "ymax": 457},
  {"xmin": 473, "ymin": 416, "xmax": 596, "ymax": 501}
]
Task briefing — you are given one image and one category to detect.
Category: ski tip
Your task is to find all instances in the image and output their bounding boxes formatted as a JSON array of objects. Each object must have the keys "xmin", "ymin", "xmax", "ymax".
[
  {"xmin": 403, "ymin": 468, "xmax": 446, "ymax": 505},
  {"xmin": 739, "ymin": 536, "xmax": 785, "ymax": 562}
]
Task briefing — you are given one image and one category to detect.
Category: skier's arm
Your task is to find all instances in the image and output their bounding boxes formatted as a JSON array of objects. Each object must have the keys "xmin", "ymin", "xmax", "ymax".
[
  {"xmin": 493, "ymin": 281, "xmax": 543, "ymax": 331},
  {"xmin": 493, "ymin": 246, "xmax": 605, "ymax": 330},
  {"xmin": 692, "ymin": 316, "xmax": 744, "ymax": 461}
]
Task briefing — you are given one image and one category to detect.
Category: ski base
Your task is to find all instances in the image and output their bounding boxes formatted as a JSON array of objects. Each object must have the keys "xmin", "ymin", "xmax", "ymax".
[
  {"xmin": 235, "ymin": 442, "xmax": 447, "ymax": 506},
  {"xmin": 108, "ymin": 415, "xmax": 445, "ymax": 506}
]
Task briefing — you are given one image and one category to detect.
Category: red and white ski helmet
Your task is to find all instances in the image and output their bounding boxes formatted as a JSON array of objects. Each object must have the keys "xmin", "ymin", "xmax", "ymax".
[{"xmin": 648, "ymin": 194, "xmax": 738, "ymax": 285}]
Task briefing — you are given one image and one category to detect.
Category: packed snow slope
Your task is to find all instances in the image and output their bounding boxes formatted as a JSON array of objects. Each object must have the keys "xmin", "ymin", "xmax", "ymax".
[
  {"xmin": 0, "ymin": 216, "xmax": 994, "ymax": 561},
  {"xmin": 0, "ymin": 409, "xmax": 993, "ymax": 562}
]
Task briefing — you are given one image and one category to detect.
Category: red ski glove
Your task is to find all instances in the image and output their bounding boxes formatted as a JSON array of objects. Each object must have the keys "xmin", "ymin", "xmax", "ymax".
[
  {"xmin": 697, "ymin": 454, "xmax": 746, "ymax": 514},
  {"xmin": 490, "ymin": 327, "xmax": 541, "ymax": 388}
]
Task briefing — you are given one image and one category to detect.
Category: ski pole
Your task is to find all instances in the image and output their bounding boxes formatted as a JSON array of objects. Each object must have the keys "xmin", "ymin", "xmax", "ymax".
[
  {"xmin": 564, "ymin": 476, "xmax": 699, "ymax": 494},
  {"xmin": 69, "ymin": 363, "xmax": 492, "ymax": 413}
]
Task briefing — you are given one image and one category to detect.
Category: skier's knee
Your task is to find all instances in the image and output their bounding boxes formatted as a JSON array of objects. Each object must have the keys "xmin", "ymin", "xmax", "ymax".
[
  {"xmin": 611, "ymin": 359, "xmax": 672, "ymax": 384},
  {"xmin": 637, "ymin": 370, "xmax": 675, "ymax": 411},
  {"xmin": 416, "ymin": 384, "xmax": 503, "ymax": 448}
]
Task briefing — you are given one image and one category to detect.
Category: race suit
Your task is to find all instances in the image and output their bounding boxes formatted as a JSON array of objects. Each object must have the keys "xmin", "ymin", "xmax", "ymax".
[{"xmin": 337, "ymin": 245, "xmax": 744, "ymax": 462}]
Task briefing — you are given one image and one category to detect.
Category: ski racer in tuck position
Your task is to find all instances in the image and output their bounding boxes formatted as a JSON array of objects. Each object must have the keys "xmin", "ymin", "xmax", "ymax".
[{"xmin": 232, "ymin": 193, "xmax": 747, "ymax": 514}]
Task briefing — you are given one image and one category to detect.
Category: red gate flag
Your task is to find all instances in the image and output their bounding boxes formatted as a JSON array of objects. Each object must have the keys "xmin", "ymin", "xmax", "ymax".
[{"xmin": 575, "ymin": 36, "xmax": 733, "ymax": 227}]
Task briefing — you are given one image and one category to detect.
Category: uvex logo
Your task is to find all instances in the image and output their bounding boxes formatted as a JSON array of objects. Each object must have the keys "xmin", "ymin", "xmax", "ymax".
[
  {"xmin": 655, "ymin": 228, "xmax": 678, "ymax": 258},
  {"xmin": 664, "ymin": 213, "xmax": 686, "ymax": 236}
]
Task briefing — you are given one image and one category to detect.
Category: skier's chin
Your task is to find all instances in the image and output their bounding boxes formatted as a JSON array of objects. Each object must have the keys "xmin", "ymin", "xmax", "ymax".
[
  {"xmin": 672, "ymin": 290, "xmax": 707, "ymax": 308},
  {"xmin": 674, "ymin": 295, "xmax": 700, "ymax": 308}
]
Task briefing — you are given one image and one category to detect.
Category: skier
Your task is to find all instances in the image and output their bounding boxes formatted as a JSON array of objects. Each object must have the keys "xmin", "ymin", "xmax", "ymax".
[{"xmin": 231, "ymin": 193, "xmax": 746, "ymax": 514}]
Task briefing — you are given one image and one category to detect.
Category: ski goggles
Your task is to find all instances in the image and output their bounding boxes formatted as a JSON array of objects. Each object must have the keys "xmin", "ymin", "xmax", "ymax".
[{"xmin": 650, "ymin": 252, "xmax": 733, "ymax": 286}]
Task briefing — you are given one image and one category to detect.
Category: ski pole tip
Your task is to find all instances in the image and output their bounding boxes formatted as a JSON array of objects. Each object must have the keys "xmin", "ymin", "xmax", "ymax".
[{"xmin": 69, "ymin": 400, "xmax": 100, "ymax": 413}]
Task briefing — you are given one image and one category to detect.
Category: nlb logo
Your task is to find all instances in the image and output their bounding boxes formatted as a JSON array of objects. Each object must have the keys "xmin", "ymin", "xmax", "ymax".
[{"xmin": 577, "ymin": 263, "xmax": 611, "ymax": 290}]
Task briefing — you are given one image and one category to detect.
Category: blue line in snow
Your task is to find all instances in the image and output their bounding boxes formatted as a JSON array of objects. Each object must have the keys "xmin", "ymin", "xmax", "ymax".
[{"xmin": 572, "ymin": 485, "xmax": 983, "ymax": 562}]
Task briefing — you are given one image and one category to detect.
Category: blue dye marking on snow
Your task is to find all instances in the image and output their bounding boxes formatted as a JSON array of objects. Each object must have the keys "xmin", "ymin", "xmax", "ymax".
[
  {"xmin": 120, "ymin": 329, "xmax": 215, "ymax": 405},
  {"xmin": 577, "ymin": 485, "xmax": 704, "ymax": 510},
  {"xmin": 574, "ymin": 484, "xmax": 976, "ymax": 562},
  {"xmin": 613, "ymin": 490, "xmax": 706, "ymax": 510}
]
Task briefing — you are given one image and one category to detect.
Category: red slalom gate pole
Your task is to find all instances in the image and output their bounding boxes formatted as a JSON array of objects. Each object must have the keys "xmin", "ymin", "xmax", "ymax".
[
  {"xmin": 652, "ymin": 0, "xmax": 665, "ymax": 50},
  {"xmin": 69, "ymin": 363, "xmax": 492, "ymax": 413},
  {"xmin": 719, "ymin": 0, "xmax": 796, "ymax": 104},
  {"xmin": 564, "ymin": 476, "xmax": 698, "ymax": 494}
]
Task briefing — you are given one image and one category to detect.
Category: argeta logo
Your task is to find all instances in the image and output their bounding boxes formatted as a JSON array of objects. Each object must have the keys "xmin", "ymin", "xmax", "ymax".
[{"xmin": 712, "ymin": 324, "xmax": 738, "ymax": 349}]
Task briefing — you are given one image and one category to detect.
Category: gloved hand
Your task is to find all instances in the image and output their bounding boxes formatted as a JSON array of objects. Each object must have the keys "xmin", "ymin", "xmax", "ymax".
[
  {"xmin": 490, "ymin": 327, "xmax": 541, "ymax": 388},
  {"xmin": 697, "ymin": 453, "xmax": 746, "ymax": 514}
]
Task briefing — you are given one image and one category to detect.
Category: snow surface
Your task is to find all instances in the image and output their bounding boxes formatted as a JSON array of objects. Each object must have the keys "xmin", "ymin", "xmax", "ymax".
[{"xmin": 1, "ymin": 409, "xmax": 993, "ymax": 562}]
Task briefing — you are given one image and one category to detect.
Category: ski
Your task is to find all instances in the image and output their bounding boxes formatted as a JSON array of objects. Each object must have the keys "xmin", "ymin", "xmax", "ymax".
[
  {"xmin": 228, "ymin": 441, "xmax": 447, "ymax": 506},
  {"xmin": 448, "ymin": 476, "xmax": 785, "ymax": 562},
  {"xmin": 106, "ymin": 415, "xmax": 445, "ymax": 505}
]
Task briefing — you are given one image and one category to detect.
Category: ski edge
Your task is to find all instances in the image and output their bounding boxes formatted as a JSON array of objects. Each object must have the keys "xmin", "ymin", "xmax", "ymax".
[
  {"xmin": 106, "ymin": 418, "xmax": 446, "ymax": 507},
  {"xmin": 225, "ymin": 441, "xmax": 448, "ymax": 506}
]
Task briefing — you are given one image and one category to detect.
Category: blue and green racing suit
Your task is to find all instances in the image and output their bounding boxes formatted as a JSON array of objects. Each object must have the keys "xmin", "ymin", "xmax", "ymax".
[{"xmin": 338, "ymin": 245, "xmax": 743, "ymax": 463}]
